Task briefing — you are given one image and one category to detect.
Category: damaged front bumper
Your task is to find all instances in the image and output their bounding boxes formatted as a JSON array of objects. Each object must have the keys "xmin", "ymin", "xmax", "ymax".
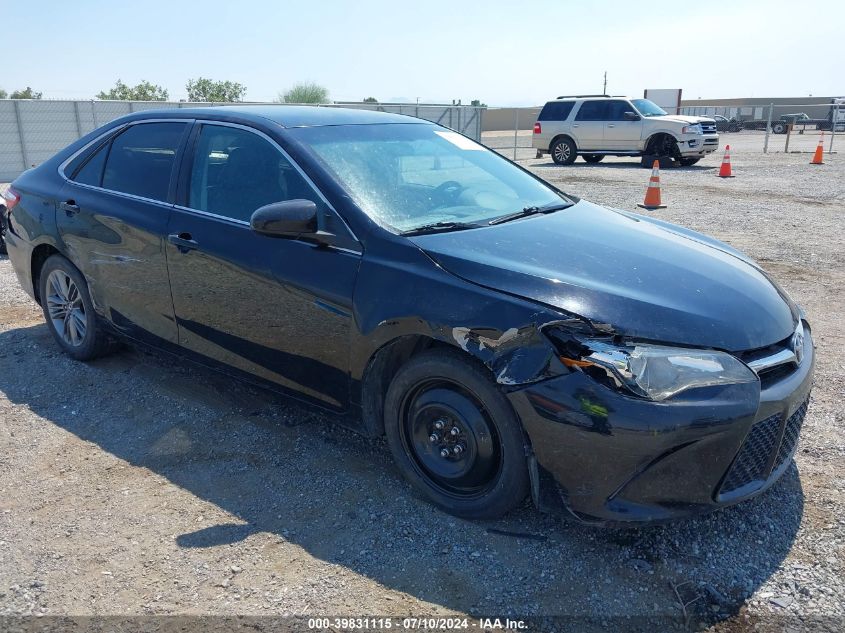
[
  {"xmin": 507, "ymin": 326, "xmax": 814, "ymax": 525},
  {"xmin": 679, "ymin": 133, "xmax": 720, "ymax": 157}
]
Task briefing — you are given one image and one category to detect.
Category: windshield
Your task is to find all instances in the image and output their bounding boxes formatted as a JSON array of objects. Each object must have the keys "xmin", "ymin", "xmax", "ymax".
[
  {"xmin": 631, "ymin": 99, "xmax": 668, "ymax": 117},
  {"xmin": 289, "ymin": 123, "xmax": 567, "ymax": 233}
]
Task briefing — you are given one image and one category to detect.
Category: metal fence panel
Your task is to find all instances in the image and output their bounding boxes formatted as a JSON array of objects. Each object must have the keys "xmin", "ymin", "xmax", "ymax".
[
  {"xmin": 0, "ymin": 100, "xmax": 25, "ymax": 181},
  {"xmin": 0, "ymin": 100, "xmax": 485, "ymax": 182}
]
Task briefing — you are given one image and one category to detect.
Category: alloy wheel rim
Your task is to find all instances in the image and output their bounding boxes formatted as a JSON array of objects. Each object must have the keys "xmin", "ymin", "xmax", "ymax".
[
  {"xmin": 399, "ymin": 379, "xmax": 502, "ymax": 499},
  {"xmin": 555, "ymin": 143, "xmax": 570, "ymax": 161},
  {"xmin": 46, "ymin": 270, "xmax": 86, "ymax": 346}
]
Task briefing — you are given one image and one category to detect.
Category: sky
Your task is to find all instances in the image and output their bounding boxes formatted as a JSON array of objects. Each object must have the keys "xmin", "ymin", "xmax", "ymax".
[{"xmin": 2, "ymin": 0, "xmax": 842, "ymax": 106}]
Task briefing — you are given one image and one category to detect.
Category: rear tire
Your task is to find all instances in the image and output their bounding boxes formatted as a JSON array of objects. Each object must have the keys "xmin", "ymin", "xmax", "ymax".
[
  {"xmin": 384, "ymin": 349, "xmax": 529, "ymax": 519},
  {"xmin": 39, "ymin": 254, "xmax": 117, "ymax": 361},
  {"xmin": 582, "ymin": 154, "xmax": 604, "ymax": 163},
  {"xmin": 550, "ymin": 137, "xmax": 576, "ymax": 165},
  {"xmin": 0, "ymin": 209, "xmax": 7, "ymax": 255},
  {"xmin": 772, "ymin": 122, "xmax": 787, "ymax": 134}
]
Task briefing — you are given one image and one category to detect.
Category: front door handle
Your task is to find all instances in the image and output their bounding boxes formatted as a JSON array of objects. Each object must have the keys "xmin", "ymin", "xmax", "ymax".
[
  {"xmin": 607, "ymin": 124, "xmax": 616, "ymax": 128},
  {"xmin": 59, "ymin": 200, "xmax": 80, "ymax": 215},
  {"xmin": 168, "ymin": 232, "xmax": 199, "ymax": 254}
]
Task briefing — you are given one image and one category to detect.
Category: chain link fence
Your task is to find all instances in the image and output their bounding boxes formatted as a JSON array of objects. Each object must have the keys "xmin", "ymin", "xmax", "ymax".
[
  {"xmin": 678, "ymin": 101, "xmax": 843, "ymax": 155},
  {"xmin": 0, "ymin": 100, "xmax": 484, "ymax": 182},
  {"xmin": 2, "ymin": 98, "xmax": 841, "ymax": 181}
]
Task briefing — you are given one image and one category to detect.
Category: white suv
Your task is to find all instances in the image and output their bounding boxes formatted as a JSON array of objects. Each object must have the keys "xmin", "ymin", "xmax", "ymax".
[{"xmin": 532, "ymin": 95, "xmax": 719, "ymax": 166}]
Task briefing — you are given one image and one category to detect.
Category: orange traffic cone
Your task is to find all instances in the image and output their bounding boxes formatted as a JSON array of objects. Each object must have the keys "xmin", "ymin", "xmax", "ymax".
[
  {"xmin": 810, "ymin": 132, "xmax": 825, "ymax": 165},
  {"xmin": 637, "ymin": 160, "xmax": 666, "ymax": 210},
  {"xmin": 718, "ymin": 145, "xmax": 734, "ymax": 178}
]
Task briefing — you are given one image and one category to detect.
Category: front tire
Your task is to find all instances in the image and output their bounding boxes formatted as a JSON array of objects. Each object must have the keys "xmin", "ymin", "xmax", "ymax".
[
  {"xmin": 384, "ymin": 349, "xmax": 529, "ymax": 519},
  {"xmin": 646, "ymin": 134, "xmax": 681, "ymax": 162},
  {"xmin": 550, "ymin": 137, "xmax": 576, "ymax": 165},
  {"xmin": 582, "ymin": 154, "xmax": 604, "ymax": 163},
  {"xmin": 678, "ymin": 157, "xmax": 700, "ymax": 166},
  {"xmin": 39, "ymin": 255, "xmax": 116, "ymax": 361}
]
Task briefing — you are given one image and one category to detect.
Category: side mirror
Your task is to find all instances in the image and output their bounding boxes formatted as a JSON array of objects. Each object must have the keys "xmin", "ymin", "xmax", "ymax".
[
  {"xmin": 623, "ymin": 111, "xmax": 640, "ymax": 121},
  {"xmin": 250, "ymin": 199, "xmax": 318, "ymax": 238}
]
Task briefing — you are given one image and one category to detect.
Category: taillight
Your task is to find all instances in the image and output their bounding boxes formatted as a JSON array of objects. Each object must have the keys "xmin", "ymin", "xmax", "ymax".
[
  {"xmin": 533, "ymin": 122, "xmax": 541, "ymax": 134},
  {"xmin": 2, "ymin": 188, "xmax": 20, "ymax": 211}
]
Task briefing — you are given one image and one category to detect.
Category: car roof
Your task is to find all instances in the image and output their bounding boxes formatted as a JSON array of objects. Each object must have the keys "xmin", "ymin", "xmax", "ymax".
[
  {"xmin": 549, "ymin": 95, "xmax": 631, "ymax": 102},
  {"xmin": 122, "ymin": 105, "xmax": 428, "ymax": 128}
]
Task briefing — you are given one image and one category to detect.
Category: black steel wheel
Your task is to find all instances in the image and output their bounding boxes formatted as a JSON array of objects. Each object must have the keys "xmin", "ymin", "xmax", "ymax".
[
  {"xmin": 384, "ymin": 349, "xmax": 529, "ymax": 519},
  {"xmin": 582, "ymin": 154, "xmax": 604, "ymax": 164},
  {"xmin": 39, "ymin": 254, "xmax": 117, "ymax": 361},
  {"xmin": 550, "ymin": 137, "xmax": 576, "ymax": 165},
  {"xmin": 646, "ymin": 134, "xmax": 681, "ymax": 161}
]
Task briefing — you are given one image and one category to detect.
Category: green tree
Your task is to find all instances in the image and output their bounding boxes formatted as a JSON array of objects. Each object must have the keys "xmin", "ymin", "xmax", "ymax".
[
  {"xmin": 0, "ymin": 88, "xmax": 7, "ymax": 99},
  {"xmin": 363, "ymin": 96, "xmax": 378, "ymax": 103},
  {"xmin": 185, "ymin": 77, "xmax": 246, "ymax": 102},
  {"xmin": 470, "ymin": 99, "xmax": 487, "ymax": 107},
  {"xmin": 97, "ymin": 79, "xmax": 169, "ymax": 101},
  {"xmin": 10, "ymin": 86, "xmax": 42, "ymax": 99},
  {"xmin": 280, "ymin": 82, "xmax": 329, "ymax": 104}
]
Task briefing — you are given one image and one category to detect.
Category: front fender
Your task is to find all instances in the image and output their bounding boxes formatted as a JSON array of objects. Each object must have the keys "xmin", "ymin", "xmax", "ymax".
[{"xmin": 349, "ymin": 239, "xmax": 571, "ymax": 388}]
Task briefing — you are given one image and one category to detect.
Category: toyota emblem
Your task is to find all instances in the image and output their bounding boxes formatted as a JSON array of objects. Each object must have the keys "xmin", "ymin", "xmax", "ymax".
[{"xmin": 792, "ymin": 325, "xmax": 805, "ymax": 365}]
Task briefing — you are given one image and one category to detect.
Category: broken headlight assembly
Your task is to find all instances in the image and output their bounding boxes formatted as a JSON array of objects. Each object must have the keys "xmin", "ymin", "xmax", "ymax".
[{"xmin": 547, "ymin": 330, "xmax": 757, "ymax": 401}]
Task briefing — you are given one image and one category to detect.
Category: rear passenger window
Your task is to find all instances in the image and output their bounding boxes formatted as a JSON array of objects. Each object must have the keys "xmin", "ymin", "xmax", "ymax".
[
  {"xmin": 538, "ymin": 101, "xmax": 575, "ymax": 121},
  {"xmin": 73, "ymin": 143, "xmax": 109, "ymax": 187},
  {"xmin": 575, "ymin": 101, "xmax": 608, "ymax": 121},
  {"xmin": 102, "ymin": 122, "xmax": 187, "ymax": 202}
]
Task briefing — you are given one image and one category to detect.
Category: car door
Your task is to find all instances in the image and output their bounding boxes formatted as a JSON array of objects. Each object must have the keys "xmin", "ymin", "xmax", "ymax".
[
  {"xmin": 165, "ymin": 121, "xmax": 361, "ymax": 410},
  {"xmin": 603, "ymin": 100, "xmax": 644, "ymax": 150},
  {"xmin": 57, "ymin": 121, "xmax": 191, "ymax": 344},
  {"xmin": 571, "ymin": 101, "xmax": 607, "ymax": 150}
]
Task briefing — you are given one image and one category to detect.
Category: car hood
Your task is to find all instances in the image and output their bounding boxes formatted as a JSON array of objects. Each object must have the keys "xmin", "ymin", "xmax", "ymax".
[
  {"xmin": 410, "ymin": 200, "xmax": 797, "ymax": 351},
  {"xmin": 652, "ymin": 115, "xmax": 715, "ymax": 125}
]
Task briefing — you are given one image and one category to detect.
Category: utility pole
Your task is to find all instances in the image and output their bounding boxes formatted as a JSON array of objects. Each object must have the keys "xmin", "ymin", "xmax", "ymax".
[{"xmin": 603, "ymin": 71, "xmax": 607, "ymax": 95}]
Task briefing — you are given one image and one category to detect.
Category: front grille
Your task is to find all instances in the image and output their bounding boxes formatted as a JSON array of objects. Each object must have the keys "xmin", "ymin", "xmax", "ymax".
[
  {"xmin": 775, "ymin": 398, "xmax": 808, "ymax": 467},
  {"xmin": 700, "ymin": 122, "xmax": 717, "ymax": 133},
  {"xmin": 718, "ymin": 397, "xmax": 810, "ymax": 497},
  {"xmin": 720, "ymin": 414, "xmax": 781, "ymax": 494}
]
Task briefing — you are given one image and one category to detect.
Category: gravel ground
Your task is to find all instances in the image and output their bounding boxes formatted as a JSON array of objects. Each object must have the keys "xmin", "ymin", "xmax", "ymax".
[{"xmin": 0, "ymin": 151, "xmax": 843, "ymax": 632}]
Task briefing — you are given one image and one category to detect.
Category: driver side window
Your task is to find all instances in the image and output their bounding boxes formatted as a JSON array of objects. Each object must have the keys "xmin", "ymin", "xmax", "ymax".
[{"xmin": 188, "ymin": 125, "xmax": 319, "ymax": 223}]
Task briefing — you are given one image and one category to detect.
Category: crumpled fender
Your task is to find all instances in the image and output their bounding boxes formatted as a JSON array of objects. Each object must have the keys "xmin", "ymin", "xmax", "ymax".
[{"xmin": 348, "ymin": 239, "xmax": 595, "ymax": 389}]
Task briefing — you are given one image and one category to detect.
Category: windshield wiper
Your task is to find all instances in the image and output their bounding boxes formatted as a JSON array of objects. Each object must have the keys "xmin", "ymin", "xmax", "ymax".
[
  {"xmin": 488, "ymin": 202, "xmax": 572, "ymax": 226},
  {"xmin": 400, "ymin": 221, "xmax": 484, "ymax": 236}
]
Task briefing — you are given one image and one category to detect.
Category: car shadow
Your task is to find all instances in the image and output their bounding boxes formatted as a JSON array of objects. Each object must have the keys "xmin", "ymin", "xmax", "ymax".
[{"xmin": 0, "ymin": 323, "xmax": 804, "ymax": 627}]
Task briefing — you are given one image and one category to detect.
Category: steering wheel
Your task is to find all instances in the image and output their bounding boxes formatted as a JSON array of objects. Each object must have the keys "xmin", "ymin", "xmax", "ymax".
[{"xmin": 433, "ymin": 180, "xmax": 464, "ymax": 205}]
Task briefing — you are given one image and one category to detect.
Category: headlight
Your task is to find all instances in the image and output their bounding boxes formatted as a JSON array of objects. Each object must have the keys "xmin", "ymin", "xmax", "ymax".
[
  {"xmin": 550, "ymin": 334, "xmax": 757, "ymax": 401},
  {"xmin": 682, "ymin": 124, "xmax": 703, "ymax": 134}
]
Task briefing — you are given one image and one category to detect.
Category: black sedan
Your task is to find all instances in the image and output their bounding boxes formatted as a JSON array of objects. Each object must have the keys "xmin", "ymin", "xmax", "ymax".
[
  {"xmin": 3, "ymin": 106, "xmax": 813, "ymax": 524},
  {"xmin": 712, "ymin": 115, "xmax": 744, "ymax": 132}
]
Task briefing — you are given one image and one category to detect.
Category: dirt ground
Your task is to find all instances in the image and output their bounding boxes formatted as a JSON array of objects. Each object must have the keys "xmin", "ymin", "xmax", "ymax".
[{"xmin": 0, "ymin": 149, "xmax": 843, "ymax": 632}]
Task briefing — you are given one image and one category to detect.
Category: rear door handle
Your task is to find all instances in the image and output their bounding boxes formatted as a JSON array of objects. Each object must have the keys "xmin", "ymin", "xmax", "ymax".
[
  {"xmin": 572, "ymin": 124, "xmax": 580, "ymax": 128},
  {"xmin": 607, "ymin": 124, "xmax": 616, "ymax": 128},
  {"xmin": 59, "ymin": 200, "xmax": 80, "ymax": 215},
  {"xmin": 168, "ymin": 232, "xmax": 199, "ymax": 253}
]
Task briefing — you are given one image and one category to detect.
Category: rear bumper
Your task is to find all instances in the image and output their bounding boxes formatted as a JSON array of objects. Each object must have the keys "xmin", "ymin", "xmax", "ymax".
[
  {"xmin": 5, "ymin": 228, "xmax": 37, "ymax": 302},
  {"xmin": 508, "ymin": 324, "xmax": 814, "ymax": 525}
]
